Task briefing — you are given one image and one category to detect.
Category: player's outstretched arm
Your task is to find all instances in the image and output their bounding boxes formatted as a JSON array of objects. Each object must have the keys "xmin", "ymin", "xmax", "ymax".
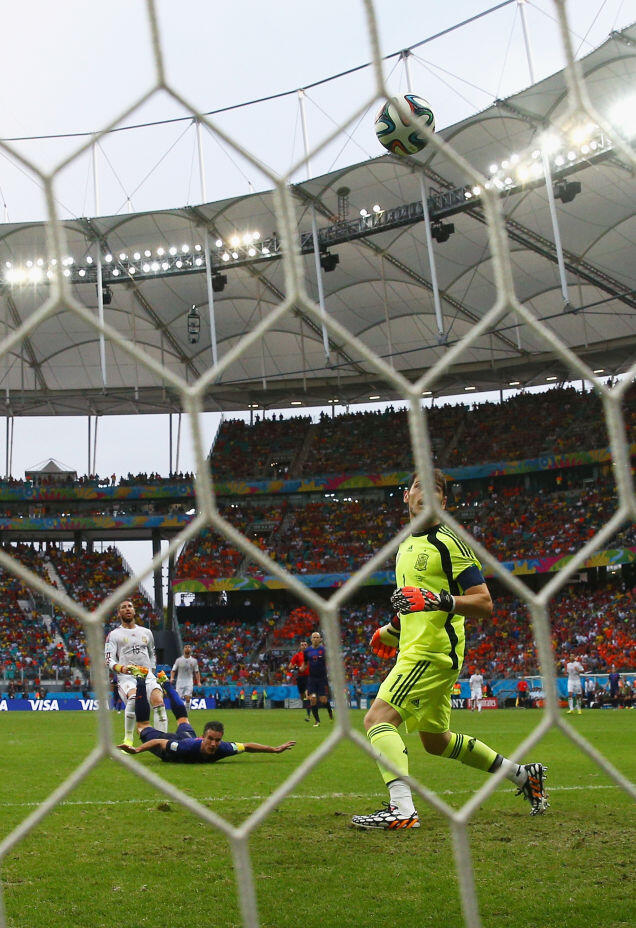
[
  {"xmin": 243, "ymin": 741, "xmax": 296, "ymax": 754},
  {"xmin": 118, "ymin": 738, "xmax": 168, "ymax": 755}
]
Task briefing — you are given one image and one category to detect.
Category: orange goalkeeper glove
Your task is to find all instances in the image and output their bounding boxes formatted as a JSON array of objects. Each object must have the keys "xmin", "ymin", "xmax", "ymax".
[
  {"xmin": 370, "ymin": 629, "xmax": 396, "ymax": 660},
  {"xmin": 391, "ymin": 586, "xmax": 455, "ymax": 614}
]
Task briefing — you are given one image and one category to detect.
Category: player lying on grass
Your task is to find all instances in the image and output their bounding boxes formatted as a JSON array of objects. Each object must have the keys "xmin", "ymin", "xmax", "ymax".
[
  {"xmin": 118, "ymin": 669, "xmax": 295, "ymax": 764},
  {"xmin": 351, "ymin": 469, "xmax": 548, "ymax": 830}
]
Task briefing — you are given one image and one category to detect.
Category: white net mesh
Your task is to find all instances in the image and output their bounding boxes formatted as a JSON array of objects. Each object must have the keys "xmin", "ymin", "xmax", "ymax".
[{"xmin": 0, "ymin": 2, "xmax": 634, "ymax": 926}]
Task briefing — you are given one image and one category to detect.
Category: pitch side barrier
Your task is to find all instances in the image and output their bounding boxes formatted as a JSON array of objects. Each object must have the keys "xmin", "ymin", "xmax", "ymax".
[{"xmin": 3, "ymin": 675, "xmax": 632, "ymax": 710}]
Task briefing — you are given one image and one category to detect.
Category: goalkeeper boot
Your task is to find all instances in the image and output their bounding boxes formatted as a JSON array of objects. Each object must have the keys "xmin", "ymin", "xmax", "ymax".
[
  {"xmin": 351, "ymin": 802, "xmax": 420, "ymax": 830},
  {"xmin": 516, "ymin": 763, "xmax": 549, "ymax": 815}
]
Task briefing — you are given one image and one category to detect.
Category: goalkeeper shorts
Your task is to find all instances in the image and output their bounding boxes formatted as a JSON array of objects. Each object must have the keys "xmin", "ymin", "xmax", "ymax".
[{"xmin": 377, "ymin": 657, "xmax": 459, "ymax": 733}]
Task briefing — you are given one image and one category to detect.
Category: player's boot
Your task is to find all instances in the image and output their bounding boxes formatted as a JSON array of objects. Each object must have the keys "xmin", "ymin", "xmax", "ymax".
[
  {"xmin": 156, "ymin": 670, "xmax": 169, "ymax": 685},
  {"xmin": 516, "ymin": 763, "xmax": 549, "ymax": 815},
  {"xmin": 121, "ymin": 738, "xmax": 133, "ymax": 748},
  {"xmin": 351, "ymin": 802, "xmax": 420, "ymax": 830},
  {"xmin": 130, "ymin": 665, "xmax": 148, "ymax": 680}
]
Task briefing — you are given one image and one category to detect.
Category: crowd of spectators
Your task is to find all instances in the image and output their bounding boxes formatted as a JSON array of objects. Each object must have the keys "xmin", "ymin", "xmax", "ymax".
[
  {"xmin": 210, "ymin": 415, "xmax": 311, "ymax": 480},
  {"xmin": 464, "ymin": 580, "xmax": 634, "ymax": 677},
  {"xmin": 46, "ymin": 546, "xmax": 160, "ymax": 674},
  {"xmin": 0, "ymin": 545, "xmax": 68, "ymax": 684},
  {"xmin": 250, "ymin": 496, "xmax": 403, "ymax": 575},
  {"xmin": 184, "ymin": 577, "xmax": 631, "ymax": 686},
  {"xmin": 465, "ymin": 478, "xmax": 627, "ymax": 561},
  {"xmin": 207, "ymin": 385, "xmax": 634, "ymax": 479},
  {"xmin": 0, "ymin": 386, "xmax": 630, "ymax": 498},
  {"xmin": 0, "ymin": 542, "xmax": 162, "ymax": 687},
  {"xmin": 258, "ymin": 579, "xmax": 634, "ymax": 683},
  {"xmin": 179, "ymin": 619, "xmax": 268, "ymax": 685},
  {"xmin": 176, "ymin": 503, "xmax": 288, "ymax": 581},
  {"xmin": 444, "ymin": 388, "xmax": 617, "ymax": 467},
  {"xmin": 49, "ymin": 546, "xmax": 159, "ymax": 624},
  {"xmin": 0, "ymin": 471, "xmax": 195, "ymax": 493},
  {"xmin": 175, "ymin": 476, "xmax": 632, "ymax": 581}
]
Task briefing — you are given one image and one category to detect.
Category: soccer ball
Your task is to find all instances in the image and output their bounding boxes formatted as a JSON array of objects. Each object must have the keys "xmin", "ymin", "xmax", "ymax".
[{"xmin": 374, "ymin": 94, "xmax": 435, "ymax": 156}]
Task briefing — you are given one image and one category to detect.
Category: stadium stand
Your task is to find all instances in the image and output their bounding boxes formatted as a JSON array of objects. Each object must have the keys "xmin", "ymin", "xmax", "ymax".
[
  {"xmin": 207, "ymin": 385, "xmax": 635, "ymax": 479},
  {"xmin": 1, "ymin": 387, "xmax": 633, "ymax": 689},
  {"xmin": 174, "ymin": 476, "xmax": 631, "ymax": 579},
  {"xmin": 210, "ymin": 415, "xmax": 312, "ymax": 479},
  {"xmin": 464, "ymin": 580, "xmax": 635, "ymax": 677},
  {"xmin": 48, "ymin": 546, "xmax": 160, "ymax": 625},
  {"xmin": 179, "ymin": 619, "xmax": 267, "ymax": 685},
  {"xmin": 0, "ymin": 542, "xmax": 162, "ymax": 688}
]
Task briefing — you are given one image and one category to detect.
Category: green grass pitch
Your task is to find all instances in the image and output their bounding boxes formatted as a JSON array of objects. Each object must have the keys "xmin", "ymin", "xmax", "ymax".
[{"xmin": 1, "ymin": 708, "xmax": 634, "ymax": 928}]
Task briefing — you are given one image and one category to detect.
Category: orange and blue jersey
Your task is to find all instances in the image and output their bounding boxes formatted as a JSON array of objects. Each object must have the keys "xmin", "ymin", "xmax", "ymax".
[{"xmin": 304, "ymin": 645, "xmax": 327, "ymax": 680}]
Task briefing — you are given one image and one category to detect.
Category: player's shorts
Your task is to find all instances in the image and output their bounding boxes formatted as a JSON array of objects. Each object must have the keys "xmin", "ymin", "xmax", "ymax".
[
  {"xmin": 140, "ymin": 721, "xmax": 196, "ymax": 758},
  {"xmin": 118, "ymin": 670, "xmax": 161, "ymax": 704},
  {"xmin": 377, "ymin": 657, "xmax": 459, "ymax": 733},
  {"xmin": 567, "ymin": 682, "xmax": 582, "ymax": 695},
  {"xmin": 470, "ymin": 689, "xmax": 482, "ymax": 699},
  {"xmin": 176, "ymin": 684, "xmax": 193, "ymax": 699},
  {"xmin": 307, "ymin": 677, "xmax": 328, "ymax": 698},
  {"xmin": 296, "ymin": 676, "xmax": 308, "ymax": 698}
]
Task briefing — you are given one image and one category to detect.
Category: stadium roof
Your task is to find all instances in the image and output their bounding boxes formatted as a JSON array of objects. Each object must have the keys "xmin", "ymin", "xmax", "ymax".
[{"xmin": 0, "ymin": 25, "xmax": 633, "ymax": 417}]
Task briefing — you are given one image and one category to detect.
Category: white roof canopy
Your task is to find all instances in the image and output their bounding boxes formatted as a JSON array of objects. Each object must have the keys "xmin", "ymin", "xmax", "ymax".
[{"xmin": 0, "ymin": 26, "xmax": 633, "ymax": 416}]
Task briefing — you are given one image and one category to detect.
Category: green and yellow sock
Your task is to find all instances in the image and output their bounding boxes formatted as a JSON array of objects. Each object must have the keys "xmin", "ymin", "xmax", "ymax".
[
  {"xmin": 367, "ymin": 722, "xmax": 409, "ymax": 784},
  {"xmin": 442, "ymin": 731, "xmax": 501, "ymax": 773}
]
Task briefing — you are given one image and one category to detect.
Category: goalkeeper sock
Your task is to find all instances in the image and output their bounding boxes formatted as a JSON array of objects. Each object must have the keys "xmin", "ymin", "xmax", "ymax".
[
  {"xmin": 367, "ymin": 722, "xmax": 410, "ymax": 784},
  {"xmin": 326, "ymin": 702, "xmax": 333, "ymax": 719},
  {"xmin": 442, "ymin": 732, "xmax": 500, "ymax": 773},
  {"xmin": 442, "ymin": 732, "xmax": 526, "ymax": 785},
  {"xmin": 312, "ymin": 705, "xmax": 320, "ymax": 723},
  {"xmin": 388, "ymin": 780, "xmax": 416, "ymax": 817}
]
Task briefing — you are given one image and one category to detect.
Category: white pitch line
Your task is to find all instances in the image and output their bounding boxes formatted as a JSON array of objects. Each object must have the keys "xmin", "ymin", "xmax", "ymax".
[{"xmin": 0, "ymin": 784, "xmax": 621, "ymax": 809}]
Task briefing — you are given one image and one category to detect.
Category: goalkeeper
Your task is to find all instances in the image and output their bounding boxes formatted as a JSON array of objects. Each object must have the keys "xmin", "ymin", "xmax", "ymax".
[{"xmin": 352, "ymin": 470, "xmax": 548, "ymax": 829}]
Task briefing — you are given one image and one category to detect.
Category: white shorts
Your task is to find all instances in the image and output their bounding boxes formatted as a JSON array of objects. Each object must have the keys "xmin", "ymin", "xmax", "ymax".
[
  {"xmin": 118, "ymin": 671, "xmax": 161, "ymax": 703},
  {"xmin": 568, "ymin": 682, "xmax": 582, "ymax": 695},
  {"xmin": 177, "ymin": 684, "xmax": 193, "ymax": 699},
  {"xmin": 470, "ymin": 690, "xmax": 482, "ymax": 700}
]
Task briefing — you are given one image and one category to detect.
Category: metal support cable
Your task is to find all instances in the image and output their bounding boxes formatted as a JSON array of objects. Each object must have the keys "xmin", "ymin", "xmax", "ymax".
[
  {"xmin": 299, "ymin": 90, "xmax": 331, "ymax": 364},
  {"xmin": 197, "ymin": 121, "xmax": 219, "ymax": 369},
  {"xmin": 519, "ymin": 0, "xmax": 571, "ymax": 308}
]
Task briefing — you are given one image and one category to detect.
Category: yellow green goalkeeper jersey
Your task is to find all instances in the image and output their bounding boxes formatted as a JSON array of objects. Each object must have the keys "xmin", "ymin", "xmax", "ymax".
[{"xmin": 395, "ymin": 523, "xmax": 485, "ymax": 670}]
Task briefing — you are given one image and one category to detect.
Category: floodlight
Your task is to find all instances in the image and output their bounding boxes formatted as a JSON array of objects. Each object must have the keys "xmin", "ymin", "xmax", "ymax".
[
  {"xmin": 320, "ymin": 251, "xmax": 339, "ymax": 272},
  {"xmin": 187, "ymin": 305, "xmax": 200, "ymax": 344},
  {"xmin": 554, "ymin": 180, "xmax": 581, "ymax": 203},
  {"xmin": 431, "ymin": 220, "xmax": 455, "ymax": 243}
]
